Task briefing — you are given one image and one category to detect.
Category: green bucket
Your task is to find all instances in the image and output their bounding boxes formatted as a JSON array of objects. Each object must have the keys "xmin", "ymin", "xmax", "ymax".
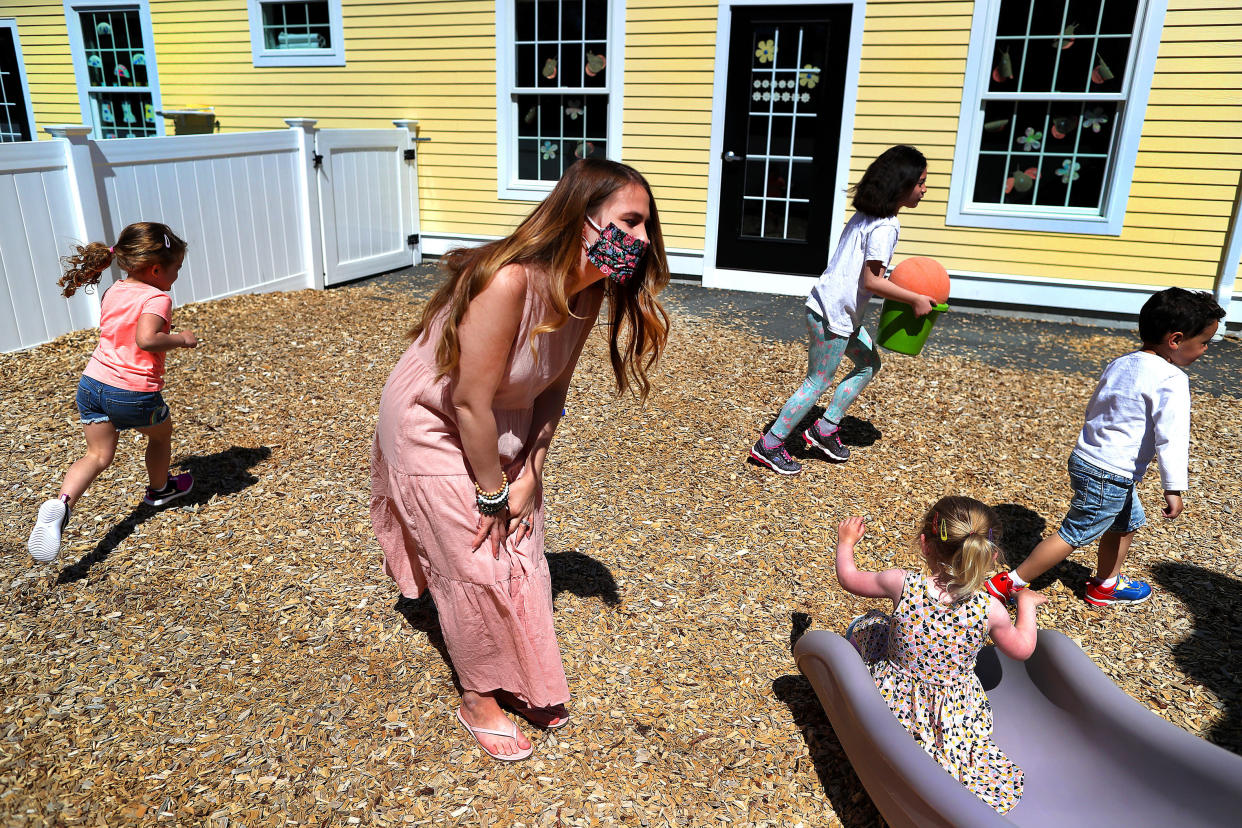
[{"xmin": 877, "ymin": 299, "xmax": 950, "ymax": 355}]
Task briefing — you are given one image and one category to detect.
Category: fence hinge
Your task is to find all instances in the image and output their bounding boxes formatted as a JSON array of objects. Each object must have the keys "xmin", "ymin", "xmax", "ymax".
[
  {"xmin": 312, "ymin": 153, "xmax": 323, "ymax": 170},
  {"xmin": 403, "ymin": 149, "xmax": 417, "ymax": 161},
  {"xmin": 407, "ymin": 234, "xmax": 420, "ymax": 247}
]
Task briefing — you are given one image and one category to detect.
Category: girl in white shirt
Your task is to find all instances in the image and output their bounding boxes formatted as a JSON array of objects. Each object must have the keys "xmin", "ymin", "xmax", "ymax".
[{"xmin": 750, "ymin": 145, "xmax": 936, "ymax": 475}]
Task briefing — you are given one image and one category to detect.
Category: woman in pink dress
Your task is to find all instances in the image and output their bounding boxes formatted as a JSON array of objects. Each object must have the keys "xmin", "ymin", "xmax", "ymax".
[{"xmin": 371, "ymin": 159, "xmax": 670, "ymax": 761}]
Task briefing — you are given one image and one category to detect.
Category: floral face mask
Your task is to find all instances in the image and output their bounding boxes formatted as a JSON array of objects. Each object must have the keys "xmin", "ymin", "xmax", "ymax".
[{"xmin": 584, "ymin": 215, "xmax": 648, "ymax": 285}]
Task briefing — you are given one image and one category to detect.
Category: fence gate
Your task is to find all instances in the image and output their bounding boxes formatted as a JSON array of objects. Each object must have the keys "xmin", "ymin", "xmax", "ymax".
[{"xmin": 315, "ymin": 127, "xmax": 420, "ymax": 286}]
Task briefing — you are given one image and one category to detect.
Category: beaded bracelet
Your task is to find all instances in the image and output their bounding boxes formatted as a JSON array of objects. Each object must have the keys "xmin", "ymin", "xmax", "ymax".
[
  {"xmin": 474, "ymin": 471, "xmax": 508, "ymax": 499},
  {"xmin": 476, "ymin": 481, "xmax": 510, "ymax": 516}
]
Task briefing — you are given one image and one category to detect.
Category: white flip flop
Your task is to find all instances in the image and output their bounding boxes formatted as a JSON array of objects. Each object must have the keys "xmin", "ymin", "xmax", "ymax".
[{"xmin": 455, "ymin": 707, "xmax": 534, "ymax": 762}]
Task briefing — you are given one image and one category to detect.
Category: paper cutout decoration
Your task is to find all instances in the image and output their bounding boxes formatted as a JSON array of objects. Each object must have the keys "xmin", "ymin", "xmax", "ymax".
[
  {"xmin": 540, "ymin": 140, "xmax": 557, "ymax": 160},
  {"xmin": 574, "ymin": 141, "xmax": 595, "ymax": 159},
  {"xmin": 1056, "ymin": 159, "xmax": 1081, "ymax": 183},
  {"xmin": 541, "ymin": 58, "xmax": 557, "ymax": 79},
  {"xmin": 755, "ymin": 39, "xmax": 775, "ymax": 64},
  {"xmin": 798, "ymin": 64, "xmax": 820, "ymax": 88},
  {"xmin": 1005, "ymin": 167, "xmax": 1039, "ymax": 194},
  {"xmin": 101, "ymin": 102, "xmax": 115, "ymax": 123},
  {"xmin": 1091, "ymin": 54, "xmax": 1113, "ymax": 84},
  {"xmin": 1084, "ymin": 107, "xmax": 1109, "ymax": 133},
  {"xmin": 1053, "ymin": 23, "xmax": 1078, "ymax": 50},
  {"xmin": 96, "ymin": 21, "xmax": 112, "ymax": 37},
  {"xmin": 144, "ymin": 103, "xmax": 155, "ymax": 122},
  {"xmin": 992, "ymin": 48, "xmax": 1014, "ymax": 83},
  {"xmin": 585, "ymin": 51, "xmax": 606, "ymax": 77},
  {"xmin": 115, "ymin": 64, "xmax": 130, "ymax": 81},
  {"xmin": 523, "ymin": 106, "xmax": 536, "ymax": 125},
  {"xmin": 133, "ymin": 53, "xmax": 147, "ymax": 67},
  {"xmin": 1050, "ymin": 116, "xmax": 1077, "ymax": 140},
  {"xmin": 121, "ymin": 102, "xmax": 136, "ymax": 125},
  {"xmin": 1016, "ymin": 127, "xmax": 1042, "ymax": 151},
  {"xmin": 983, "ymin": 118, "xmax": 1010, "ymax": 132},
  {"xmin": 566, "ymin": 99, "xmax": 582, "ymax": 120},
  {"xmin": 87, "ymin": 54, "xmax": 103, "ymax": 69}
]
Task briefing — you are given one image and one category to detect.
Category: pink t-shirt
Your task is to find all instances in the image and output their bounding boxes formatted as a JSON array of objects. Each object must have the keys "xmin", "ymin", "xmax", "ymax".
[{"xmin": 82, "ymin": 278, "xmax": 173, "ymax": 392}]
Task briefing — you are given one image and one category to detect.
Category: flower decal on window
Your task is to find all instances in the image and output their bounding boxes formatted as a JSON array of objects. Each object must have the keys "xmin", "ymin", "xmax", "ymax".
[
  {"xmin": 755, "ymin": 39, "xmax": 775, "ymax": 64},
  {"xmin": 1083, "ymin": 107, "xmax": 1109, "ymax": 133},
  {"xmin": 1056, "ymin": 159, "xmax": 1081, "ymax": 183},
  {"xmin": 798, "ymin": 64, "xmax": 820, "ymax": 88},
  {"xmin": 566, "ymin": 99, "xmax": 583, "ymax": 120},
  {"xmin": 540, "ymin": 140, "xmax": 557, "ymax": 160},
  {"xmin": 1016, "ymin": 128, "xmax": 1042, "ymax": 151}
]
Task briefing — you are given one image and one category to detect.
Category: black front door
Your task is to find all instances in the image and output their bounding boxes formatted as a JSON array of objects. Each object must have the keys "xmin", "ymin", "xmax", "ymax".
[{"xmin": 716, "ymin": 5, "xmax": 850, "ymax": 275}]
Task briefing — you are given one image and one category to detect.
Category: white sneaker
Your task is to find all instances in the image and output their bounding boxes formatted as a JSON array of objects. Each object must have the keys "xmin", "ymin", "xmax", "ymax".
[{"xmin": 28, "ymin": 497, "xmax": 70, "ymax": 563}]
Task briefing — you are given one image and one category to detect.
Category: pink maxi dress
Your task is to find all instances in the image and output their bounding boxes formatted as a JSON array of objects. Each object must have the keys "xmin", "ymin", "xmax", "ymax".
[{"xmin": 370, "ymin": 277, "xmax": 602, "ymax": 708}]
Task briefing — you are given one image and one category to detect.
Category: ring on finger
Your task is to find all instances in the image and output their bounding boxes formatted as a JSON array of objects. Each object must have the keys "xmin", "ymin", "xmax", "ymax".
[{"xmin": 520, "ymin": 518, "xmax": 531, "ymax": 528}]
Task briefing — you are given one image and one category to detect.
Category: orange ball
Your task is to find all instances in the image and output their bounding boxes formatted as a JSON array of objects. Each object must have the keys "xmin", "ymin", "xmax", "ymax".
[{"xmin": 890, "ymin": 257, "xmax": 950, "ymax": 304}]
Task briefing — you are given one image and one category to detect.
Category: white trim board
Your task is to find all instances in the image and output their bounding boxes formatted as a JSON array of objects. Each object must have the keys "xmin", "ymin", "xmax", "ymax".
[{"xmin": 702, "ymin": 0, "xmax": 866, "ymax": 292}]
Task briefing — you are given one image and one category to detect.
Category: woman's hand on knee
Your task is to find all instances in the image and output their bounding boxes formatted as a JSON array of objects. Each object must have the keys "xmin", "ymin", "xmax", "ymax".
[
  {"xmin": 506, "ymin": 474, "xmax": 542, "ymax": 546},
  {"xmin": 471, "ymin": 509, "xmax": 511, "ymax": 559}
]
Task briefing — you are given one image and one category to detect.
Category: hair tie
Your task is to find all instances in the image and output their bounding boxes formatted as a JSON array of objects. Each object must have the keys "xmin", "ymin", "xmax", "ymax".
[{"xmin": 108, "ymin": 246, "xmax": 114, "ymax": 253}]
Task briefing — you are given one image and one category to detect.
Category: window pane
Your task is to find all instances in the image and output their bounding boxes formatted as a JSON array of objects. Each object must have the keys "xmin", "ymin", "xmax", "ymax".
[
  {"xmin": 516, "ymin": 93, "xmax": 607, "ymax": 181},
  {"xmin": 90, "ymin": 90, "xmax": 158, "ymax": 139},
  {"xmin": 262, "ymin": 1, "xmax": 332, "ymax": 50}
]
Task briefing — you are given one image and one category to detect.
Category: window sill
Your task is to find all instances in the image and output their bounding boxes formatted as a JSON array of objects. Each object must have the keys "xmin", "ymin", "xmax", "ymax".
[
  {"xmin": 499, "ymin": 181, "xmax": 555, "ymax": 202},
  {"xmin": 251, "ymin": 50, "xmax": 345, "ymax": 68},
  {"xmin": 945, "ymin": 206, "xmax": 1123, "ymax": 236}
]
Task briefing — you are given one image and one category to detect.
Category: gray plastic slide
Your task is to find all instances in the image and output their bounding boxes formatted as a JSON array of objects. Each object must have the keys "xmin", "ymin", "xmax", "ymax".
[{"xmin": 794, "ymin": 628, "xmax": 1242, "ymax": 827}]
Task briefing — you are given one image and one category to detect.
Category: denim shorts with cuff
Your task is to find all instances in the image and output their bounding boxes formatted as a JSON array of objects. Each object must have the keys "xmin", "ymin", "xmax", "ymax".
[
  {"xmin": 1057, "ymin": 452, "xmax": 1146, "ymax": 548},
  {"xmin": 76, "ymin": 375, "xmax": 170, "ymax": 430}
]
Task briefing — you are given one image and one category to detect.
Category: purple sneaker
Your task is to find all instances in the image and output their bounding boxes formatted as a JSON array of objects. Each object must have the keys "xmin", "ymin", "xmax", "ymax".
[
  {"xmin": 144, "ymin": 472, "xmax": 194, "ymax": 507},
  {"xmin": 749, "ymin": 438, "xmax": 802, "ymax": 475},
  {"xmin": 803, "ymin": 422, "xmax": 850, "ymax": 462}
]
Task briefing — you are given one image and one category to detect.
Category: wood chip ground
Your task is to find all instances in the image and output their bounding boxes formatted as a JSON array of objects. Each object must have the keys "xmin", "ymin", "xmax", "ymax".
[{"xmin": 2, "ymin": 282, "xmax": 1239, "ymax": 826}]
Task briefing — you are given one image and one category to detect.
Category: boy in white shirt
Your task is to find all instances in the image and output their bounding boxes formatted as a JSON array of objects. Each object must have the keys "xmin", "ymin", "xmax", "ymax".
[{"xmin": 986, "ymin": 288, "xmax": 1225, "ymax": 606}]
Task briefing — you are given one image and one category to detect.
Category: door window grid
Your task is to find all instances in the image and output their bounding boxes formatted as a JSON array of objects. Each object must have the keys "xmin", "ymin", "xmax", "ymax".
[
  {"xmin": 513, "ymin": 0, "xmax": 608, "ymax": 182},
  {"xmin": 973, "ymin": 0, "xmax": 1138, "ymax": 212},
  {"xmin": 0, "ymin": 26, "xmax": 31, "ymax": 142},
  {"xmin": 260, "ymin": 1, "xmax": 332, "ymax": 50},
  {"xmin": 743, "ymin": 26, "xmax": 817, "ymax": 241},
  {"xmin": 79, "ymin": 8, "xmax": 157, "ymax": 139}
]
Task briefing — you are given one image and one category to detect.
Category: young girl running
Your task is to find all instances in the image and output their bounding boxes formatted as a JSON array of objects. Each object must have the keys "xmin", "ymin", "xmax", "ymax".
[
  {"xmin": 750, "ymin": 145, "xmax": 934, "ymax": 474},
  {"xmin": 26, "ymin": 222, "xmax": 197, "ymax": 563},
  {"xmin": 836, "ymin": 496, "xmax": 1046, "ymax": 814}
]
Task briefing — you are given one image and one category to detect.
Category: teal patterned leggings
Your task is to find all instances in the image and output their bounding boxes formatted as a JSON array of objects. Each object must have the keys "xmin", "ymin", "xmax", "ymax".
[{"xmin": 767, "ymin": 311, "xmax": 881, "ymax": 443}]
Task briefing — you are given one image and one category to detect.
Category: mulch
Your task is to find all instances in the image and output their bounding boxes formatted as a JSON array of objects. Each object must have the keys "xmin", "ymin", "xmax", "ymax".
[{"xmin": 2, "ymin": 279, "xmax": 1239, "ymax": 827}]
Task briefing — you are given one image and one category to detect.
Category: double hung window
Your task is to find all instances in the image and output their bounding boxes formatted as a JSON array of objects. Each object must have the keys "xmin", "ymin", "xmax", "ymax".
[
  {"xmin": 247, "ymin": 0, "xmax": 345, "ymax": 67},
  {"xmin": 0, "ymin": 20, "xmax": 35, "ymax": 142},
  {"xmin": 498, "ymin": 0, "xmax": 623, "ymax": 199},
  {"xmin": 65, "ymin": 3, "xmax": 161, "ymax": 139},
  {"xmin": 948, "ymin": 0, "xmax": 1165, "ymax": 234}
]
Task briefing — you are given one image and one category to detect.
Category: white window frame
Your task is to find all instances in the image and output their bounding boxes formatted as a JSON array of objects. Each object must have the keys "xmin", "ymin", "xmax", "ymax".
[
  {"xmin": 63, "ymin": 0, "xmax": 164, "ymax": 139},
  {"xmin": 495, "ymin": 0, "xmax": 626, "ymax": 201},
  {"xmin": 946, "ymin": 0, "xmax": 1167, "ymax": 236},
  {"xmin": 246, "ymin": 0, "xmax": 345, "ymax": 68},
  {"xmin": 0, "ymin": 19, "xmax": 37, "ymax": 141}
]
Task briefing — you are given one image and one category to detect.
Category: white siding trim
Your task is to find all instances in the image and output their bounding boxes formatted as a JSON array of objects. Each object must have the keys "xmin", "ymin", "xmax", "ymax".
[
  {"xmin": 0, "ymin": 19, "xmax": 37, "ymax": 141},
  {"xmin": 495, "ymin": 0, "xmax": 626, "ymax": 201},
  {"xmin": 246, "ymin": 0, "xmax": 346, "ymax": 68},
  {"xmin": 945, "ymin": 0, "xmax": 1168, "ymax": 236},
  {"xmin": 702, "ymin": 0, "xmax": 866, "ymax": 292},
  {"xmin": 62, "ymin": 0, "xmax": 165, "ymax": 138}
]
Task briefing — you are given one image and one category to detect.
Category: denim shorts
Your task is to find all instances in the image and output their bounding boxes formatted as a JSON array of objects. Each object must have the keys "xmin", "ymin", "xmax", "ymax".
[
  {"xmin": 1057, "ymin": 452, "xmax": 1146, "ymax": 547},
  {"xmin": 76, "ymin": 375, "xmax": 170, "ymax": 430}
]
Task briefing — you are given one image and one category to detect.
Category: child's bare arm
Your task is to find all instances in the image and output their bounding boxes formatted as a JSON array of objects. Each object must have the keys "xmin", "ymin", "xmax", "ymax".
[
  {"xmin": 135, "ymin": 313, "xmax": 196, "ymax": 352},
  {"xmin": 835, "ymin": 516, "xmax": 905, "ymax": 601},
  {"xmin": 988, "ymin": 589, "xmax": 1047, "ymax": 660}
]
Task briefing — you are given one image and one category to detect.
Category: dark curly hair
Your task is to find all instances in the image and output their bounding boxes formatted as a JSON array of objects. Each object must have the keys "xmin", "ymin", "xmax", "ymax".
[
  {"xmin": 58, "ymin": 221, "xmax": 187, "ymax": 297},
  {"xmin": 1138, "ymin": 287, "xmax": 1225, "ymax": 345},
  {"xmin": 850, "ymin": 145, "xmax": 927, "ymax": 218}
]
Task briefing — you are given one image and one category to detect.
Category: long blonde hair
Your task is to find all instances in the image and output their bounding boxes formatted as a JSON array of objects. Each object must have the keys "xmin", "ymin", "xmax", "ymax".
[
  {"xmin": 58, "ymin": 222, "xmax": 187, "ymax": 297},
  {"xmin": 918, "ymin": 496, "xmax": 1002, "ymax": 601},
  {"xmin": 410, "ymin": 159, "xmax": 671, "ymax": 400}
]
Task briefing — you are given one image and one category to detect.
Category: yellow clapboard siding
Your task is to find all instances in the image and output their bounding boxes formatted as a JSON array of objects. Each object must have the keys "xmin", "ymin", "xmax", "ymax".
[{"xmin": 899, "ymin": 225, "xmax": 1223, "ymax": 261}]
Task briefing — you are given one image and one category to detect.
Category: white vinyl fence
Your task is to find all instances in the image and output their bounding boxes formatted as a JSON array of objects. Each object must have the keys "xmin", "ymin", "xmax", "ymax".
[{"xmin": 0, "ymin": 118, "xmax": 421, "ymax": 352}]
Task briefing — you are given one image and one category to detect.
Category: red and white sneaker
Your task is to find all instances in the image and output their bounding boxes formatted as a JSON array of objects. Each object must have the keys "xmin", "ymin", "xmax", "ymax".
[{"xmin": 985, "ymin": 571, "xmax": 1026, "ymax": 603}]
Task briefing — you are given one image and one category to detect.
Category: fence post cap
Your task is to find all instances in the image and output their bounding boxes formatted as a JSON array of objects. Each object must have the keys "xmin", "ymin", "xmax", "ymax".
[
  {"xmin": 44, "ymin": 125, "xmax": 93, "ymax": 138},
  {"xmin": 392, "ymin": 119, "xmax": 419, "ymax": 130},
  {"xmin": 283, "ymin": 118, "xmax": 319, "ymax": 129}
]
